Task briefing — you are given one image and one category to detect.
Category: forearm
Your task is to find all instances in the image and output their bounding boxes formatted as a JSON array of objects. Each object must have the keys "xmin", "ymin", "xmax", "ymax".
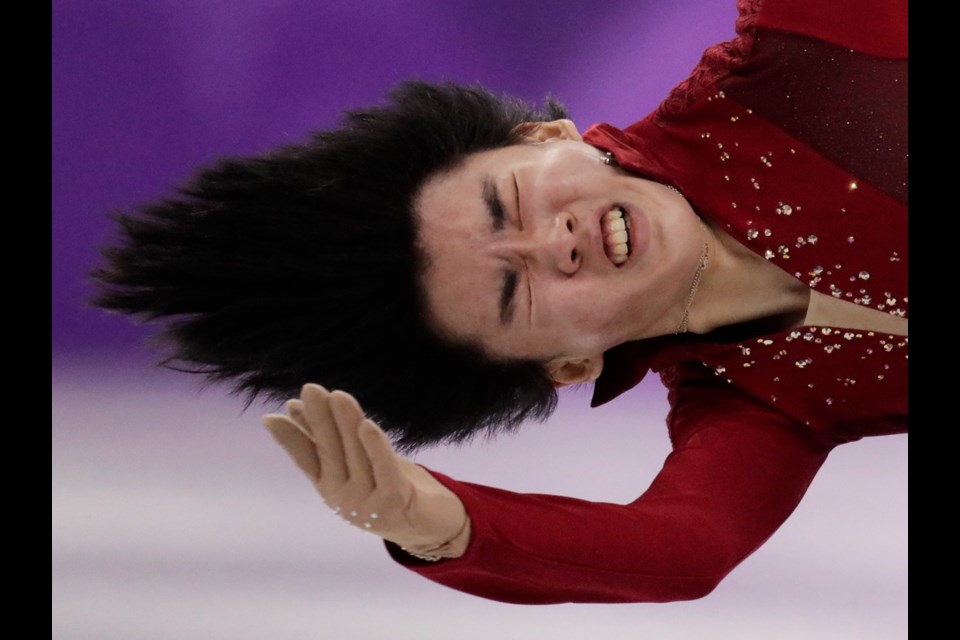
[
  {"xmin": 389, "ymin": 478, "xmax": 733, "ymax": 603},
  {"xmin": 388, "ymin": 409, "xmax": 833, "ymax": 604}
]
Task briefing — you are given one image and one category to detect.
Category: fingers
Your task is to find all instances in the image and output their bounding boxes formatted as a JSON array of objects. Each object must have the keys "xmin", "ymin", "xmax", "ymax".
[
  {"xmin": 284, "ymin": 399, "xmax": 316, "ymax": 445},
  {"xmin": 299, "ymin": 384, "xmax": 383, "ymax": 504},
  {"xmin": 264, "ymin": 384, "xmax": 416, "ymax": 542},
  {"xmin": 284, "ymin": 399, "xmax": 313, "ymax": 442},
  {"xmin": 358, "ymin": 418, "xmax": 407, "ymax": 494},
  {"xmin": 328, "ymin": 390, "xmax": 375, "ymax": 494},
  {"xmin": 300, "ymin": 384, "xmax": 349, "ymax": 486},
  {"xmin": 262, "ymin": 414, "xmax": 322, "ymax": 482}
]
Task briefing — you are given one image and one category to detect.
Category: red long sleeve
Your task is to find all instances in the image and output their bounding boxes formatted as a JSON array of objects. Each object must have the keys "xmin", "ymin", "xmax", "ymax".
[
  {"xmin": 388, "ymin": 374, "xmax": 833, "ymax": 604},
  {"xmin": 385, "ymin": 0, "xmax": 904, "ymax": 604}
]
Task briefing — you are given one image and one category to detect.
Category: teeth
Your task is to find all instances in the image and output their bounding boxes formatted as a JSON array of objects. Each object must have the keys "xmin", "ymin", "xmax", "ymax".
[
  {"xmin": 608, "ymin": 230, "xmax": 628, "ymax": 243},
  {"xmin": 602, "ymin": 207, "xmax": 631, "ymax": 266}
]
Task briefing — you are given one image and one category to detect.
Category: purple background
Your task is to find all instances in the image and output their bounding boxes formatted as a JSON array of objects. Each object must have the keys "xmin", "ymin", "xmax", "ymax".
[
  {"xmin": 53, "ymin": 0, "xmax": 738, "ymax": 357},
  {"xmin": 52, "ymin": 3, "xmax": 906, "ymax": 638}
]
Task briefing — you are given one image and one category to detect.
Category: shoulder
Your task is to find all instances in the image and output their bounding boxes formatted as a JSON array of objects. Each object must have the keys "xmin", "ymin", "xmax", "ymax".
[
  {"xmin": 657, "ymin": 0, "xmax": 906, "ymax": 119},
  {"xmin": 754, "ymin": 0, "xmax": 907, "ymax": 58}
]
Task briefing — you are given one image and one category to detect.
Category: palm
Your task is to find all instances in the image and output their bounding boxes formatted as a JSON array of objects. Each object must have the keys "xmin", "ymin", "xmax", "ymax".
[{"xmin": 262, "ymin": 384, "xmax": 469, "ymax": 557}]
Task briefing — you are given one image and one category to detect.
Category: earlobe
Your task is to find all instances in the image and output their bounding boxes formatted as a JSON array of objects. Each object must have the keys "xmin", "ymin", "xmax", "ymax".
[
  {"xmin": 515, "ymin": 119, "xmax": 583, "ymax": 144},
  {"xmin": 547, "ymin": 354, "xmax": 604, "ymax": 387}
]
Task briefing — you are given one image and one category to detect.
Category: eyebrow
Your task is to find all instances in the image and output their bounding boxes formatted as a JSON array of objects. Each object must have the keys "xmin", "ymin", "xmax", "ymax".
[
  {"xmin": 482, "ymin": 176, "xmax": 517, "ymax": 324},
  {"xmin": 482, "ymin": 176, "xmax": 507, "ymax": 231}
]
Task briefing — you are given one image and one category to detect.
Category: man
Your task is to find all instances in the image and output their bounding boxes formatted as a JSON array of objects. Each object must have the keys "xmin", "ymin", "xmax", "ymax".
[{"xmin": 94, "ymin": 0, "xmax": 906, "ymax": 604}]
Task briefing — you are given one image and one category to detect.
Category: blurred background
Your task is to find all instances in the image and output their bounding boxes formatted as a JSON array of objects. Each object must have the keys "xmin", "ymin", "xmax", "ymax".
[{"xmin": 52, "ymin": 1, "xmax": 906, "ymax": 638}]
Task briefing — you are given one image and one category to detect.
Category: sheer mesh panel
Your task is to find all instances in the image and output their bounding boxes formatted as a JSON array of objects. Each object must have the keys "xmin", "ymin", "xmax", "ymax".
[{"xmin": 720, "ymin": 31, "xmax": 907, "ymax": 204}]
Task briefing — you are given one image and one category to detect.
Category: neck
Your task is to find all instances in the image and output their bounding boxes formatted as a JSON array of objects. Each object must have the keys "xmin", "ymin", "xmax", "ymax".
[
  {"xmin": 682, "ymin": 220, "xmax": 810, "ymax": 335},
  {"xmin": 674, "ymin": 219, "xmax": 709, "ymax": 334}
]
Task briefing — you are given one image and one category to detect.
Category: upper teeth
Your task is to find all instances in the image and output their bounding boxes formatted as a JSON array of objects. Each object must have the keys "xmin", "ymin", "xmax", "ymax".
[{"xmin": 602, "ymin": 208, "xmax": 631, "ymax": 265}]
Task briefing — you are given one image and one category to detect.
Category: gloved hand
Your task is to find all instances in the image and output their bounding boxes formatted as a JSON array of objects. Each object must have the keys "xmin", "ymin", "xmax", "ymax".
[{"xmin": 261, "ymin": 383, "xmax": 470, "ymax": 559}]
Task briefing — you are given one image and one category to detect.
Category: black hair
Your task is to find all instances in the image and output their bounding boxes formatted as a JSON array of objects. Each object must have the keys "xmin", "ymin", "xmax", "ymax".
[{"xmin": 91, "ymin": 80, "xmax": 568, "ymax": 451}]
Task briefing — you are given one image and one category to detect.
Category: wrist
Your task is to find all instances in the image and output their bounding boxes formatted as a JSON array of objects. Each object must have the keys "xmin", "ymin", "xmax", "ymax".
[{"xmin": 399, "ymin": 514, "xmax": 471, "ymax": 561}]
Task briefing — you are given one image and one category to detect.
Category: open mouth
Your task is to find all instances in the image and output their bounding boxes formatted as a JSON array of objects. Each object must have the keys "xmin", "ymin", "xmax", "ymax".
[{"xmin": 601, "ymin": 206, "xmax": 632, "ymax": 266}]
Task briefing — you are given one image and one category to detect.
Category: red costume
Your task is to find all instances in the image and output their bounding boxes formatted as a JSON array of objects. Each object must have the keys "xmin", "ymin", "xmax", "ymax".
[{"xmin": 388, "ymin": 0, "xmax": 907, "ymax": 603}]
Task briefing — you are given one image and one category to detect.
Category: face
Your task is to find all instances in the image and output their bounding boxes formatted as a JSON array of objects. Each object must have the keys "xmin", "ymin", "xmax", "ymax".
[{"xmin": 414, "ymin": 120, "xmax": 704, "ymax": 380}]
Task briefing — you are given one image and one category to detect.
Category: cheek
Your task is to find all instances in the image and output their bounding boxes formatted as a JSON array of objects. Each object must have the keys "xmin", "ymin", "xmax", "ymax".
[{"xmin": 537, "ymin": 281, "xmax": 622, "ymax": 354}]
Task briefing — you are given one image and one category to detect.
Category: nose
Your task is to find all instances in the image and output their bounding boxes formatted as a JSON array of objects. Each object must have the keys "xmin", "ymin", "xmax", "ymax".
[{"xmin": 515, "ymin": 210, "xmax": 581, "ymax": 275}]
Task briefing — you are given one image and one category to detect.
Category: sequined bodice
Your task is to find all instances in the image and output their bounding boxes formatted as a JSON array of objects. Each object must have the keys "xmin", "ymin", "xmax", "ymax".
[{"xmin": 585, "ymin": 0, "xmax": 907, "ymax": 443}]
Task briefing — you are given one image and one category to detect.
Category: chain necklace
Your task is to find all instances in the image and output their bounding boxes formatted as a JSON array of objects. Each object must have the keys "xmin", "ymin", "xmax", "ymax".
[{"xmin": 675, "ymin": 220, "xmax": 709, "ymax": 334}]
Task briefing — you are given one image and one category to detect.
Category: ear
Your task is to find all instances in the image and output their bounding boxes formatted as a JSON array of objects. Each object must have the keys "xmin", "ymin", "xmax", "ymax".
[
  {"xmin": 546, "ymin": 354, "xmax": 604, "ymax": 388},
  {"xmin": 514, "ymin": 119, "xmax": 583, "ymax": 144}
]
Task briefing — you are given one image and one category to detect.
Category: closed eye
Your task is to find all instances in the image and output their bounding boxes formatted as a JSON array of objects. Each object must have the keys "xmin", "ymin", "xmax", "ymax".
[
  {"xmin": 514, "ymin": 172, "xmax": 534, "ymax": 323},
  {"xmin": 499, "ymin": 270, "xmax": 518, "ymax": 324},
  {"xmin": 514, "ymin": 173, "xmax": 522, "ymax": 229}
]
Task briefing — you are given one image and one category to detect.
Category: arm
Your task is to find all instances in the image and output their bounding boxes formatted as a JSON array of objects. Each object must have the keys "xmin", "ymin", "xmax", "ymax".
[
  {"xmin": 263, "ymin": 379, "xmax": 832, "ymax": 604},
  {"xmin": 389, "ymin": 374, "xmax": 834, "ymax": 604}
]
